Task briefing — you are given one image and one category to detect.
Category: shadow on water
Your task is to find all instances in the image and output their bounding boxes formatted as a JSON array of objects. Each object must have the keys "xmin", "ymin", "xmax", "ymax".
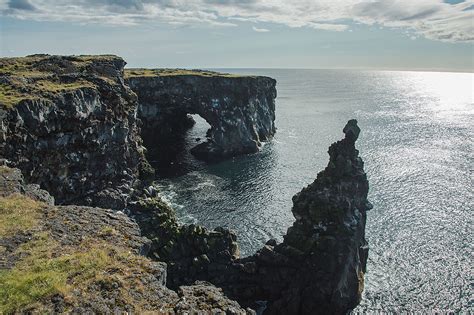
[
  {"xmin": 145, "ymin": 114, "xmax": 211, "ymax": 178},
  {"xmin": 157, "ymin": 142, "xmax": 281, "ymax": 255}
]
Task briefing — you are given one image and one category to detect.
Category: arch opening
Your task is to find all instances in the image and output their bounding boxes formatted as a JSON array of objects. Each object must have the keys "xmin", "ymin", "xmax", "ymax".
[{"xmin": 143, "ymin": 113, "xmax": 212, "ymax": 178}]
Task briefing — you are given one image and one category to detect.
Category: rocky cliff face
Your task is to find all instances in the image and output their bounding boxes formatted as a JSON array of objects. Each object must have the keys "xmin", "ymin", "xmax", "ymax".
[
  {"xmin": 0, "ymin": 55, "xmax": 151, "ymax": 209},
  {"xmin": 241, "ymin": 119, "xmax": 371, "ymax": 314},
  {"xmin": 126, "ymin": 69, "xmax": 277, "ymax": 162}
]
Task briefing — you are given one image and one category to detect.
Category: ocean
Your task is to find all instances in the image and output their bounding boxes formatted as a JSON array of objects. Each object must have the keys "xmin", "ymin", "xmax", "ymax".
[{"xmin": 150, "ymin": 69, "xmax": 473, "ymax": 312}]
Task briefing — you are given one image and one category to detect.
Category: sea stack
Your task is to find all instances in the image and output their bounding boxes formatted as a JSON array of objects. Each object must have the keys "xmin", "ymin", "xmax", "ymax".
[{"xmin": 165, "ymin": 119, "xmax": 372, "ymax": 314}]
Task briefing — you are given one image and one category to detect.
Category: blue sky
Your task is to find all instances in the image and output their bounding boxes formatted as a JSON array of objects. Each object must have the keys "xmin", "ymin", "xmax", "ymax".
[{"xmin": 1, "ymin": 0, "xmax": 473, "ymax": 72}]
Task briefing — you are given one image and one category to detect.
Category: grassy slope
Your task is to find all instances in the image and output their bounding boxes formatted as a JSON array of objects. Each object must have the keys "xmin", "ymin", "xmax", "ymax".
[{"xmin": 0, "ymin": 193, "xmax": 164, "ymax": 313}]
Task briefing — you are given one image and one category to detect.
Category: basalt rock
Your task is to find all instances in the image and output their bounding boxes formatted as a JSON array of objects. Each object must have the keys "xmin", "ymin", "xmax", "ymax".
[
  {"xmin": 0, "ymin": 56, "xmax": 277, "ymax": 208},
  {"xmin": 126, "ymin": 69, "xmax": 277, "ymax": 162},
  {"xmin": 254, "ymin": 118, "xmax": 371, "ymax": 314},
  {"xmin": 222, "ymin": 119, "xmax": 371, "ymax": 314},
  {"xmin": 0, "ymin": 55, "xmax": 151, "ymax": 208},
  {"xmin": 127, "ymin": 192, "xmax": 240, "ymax": 289}
]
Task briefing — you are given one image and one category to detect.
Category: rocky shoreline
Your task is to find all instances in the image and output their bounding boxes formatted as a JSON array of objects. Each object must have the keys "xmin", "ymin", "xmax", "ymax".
[{"xmin": 0, "ymin": 55, "xmax": 371, "ymax": 314}]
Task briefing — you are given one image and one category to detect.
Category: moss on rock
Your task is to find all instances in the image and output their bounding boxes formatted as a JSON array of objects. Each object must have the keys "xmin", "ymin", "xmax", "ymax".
[
  {"xmin": 0, "ymin": 54, "xmax": 124, "ymax": 108},
  {"xmin": 0, "ymin": 194, "xmax": 44, "ymax": 237},
  {"xmin": 125, "ymin": 68, "xmax": 251, "ymax": 78}
]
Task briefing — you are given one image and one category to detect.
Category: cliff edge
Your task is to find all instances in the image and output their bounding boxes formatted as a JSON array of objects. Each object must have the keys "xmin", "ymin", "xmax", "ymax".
[{"xmin": 0, "ymin": 55, "xmax": 151, "ymax": 208}]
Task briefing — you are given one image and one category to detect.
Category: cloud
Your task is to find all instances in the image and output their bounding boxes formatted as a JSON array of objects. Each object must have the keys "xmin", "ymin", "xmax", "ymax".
[
  {"xmin": 1, "ymin": 0, "xmax": 473, "ymax": 42},
  {"xmin": 8, "ymin": 0, "xmax": 36, "ymax": 11},
  {"xmin": 252, "ymin": 25, "xmax": 269, "ymax": 32}
]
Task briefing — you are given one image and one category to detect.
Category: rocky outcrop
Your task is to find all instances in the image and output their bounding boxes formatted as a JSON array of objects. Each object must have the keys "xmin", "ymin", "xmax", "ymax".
[
  {"xmin": 0, "ymin": 55, "xmax": 151, "ymax": 209},
  {"xmin": 127, "ymin": 193, "xmax": 240, "ymax": 289},
  {"xmin": 126, "ymin": 69, "xmax": 277, "ymax": 162},
  {"xmin": 136, "ymin": 120, "xmax": 371, "ymax": 314},
  {"xmin": 0, "ymin": 164, "xmax": 252, "ymax": 314},
  {"xmin": 229, "ymin": 119, "xmax": 371, "ymax": 314}
]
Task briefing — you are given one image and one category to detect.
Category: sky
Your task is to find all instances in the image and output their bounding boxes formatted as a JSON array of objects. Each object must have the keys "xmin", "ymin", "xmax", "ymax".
[{"xmin": 0, "ymin": 0, "xmax": 473, "ymax": 72}]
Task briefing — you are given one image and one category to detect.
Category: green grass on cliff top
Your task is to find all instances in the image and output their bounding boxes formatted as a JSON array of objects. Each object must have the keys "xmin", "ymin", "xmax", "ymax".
[
  {"xmin": 0, "ymin": 54, "xmax": 120, "ymax": 108},
  {"xmin": 0, "ymin": 194, "xmax": 44, "ymax": 237},
  {"xmin": 125, "ymin": 68, "xmax": 252, "ymax": 78},
  {"xmin": 0, "ymin": 192, "xmax": 163, "ymax": 313},
  {"xmin": 0, "ymin": 233, "xmax": 151, "ymax": 313}
]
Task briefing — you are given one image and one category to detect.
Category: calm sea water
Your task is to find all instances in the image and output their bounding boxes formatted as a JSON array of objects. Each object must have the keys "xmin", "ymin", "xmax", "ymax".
[{"xmin": 151, "ymin": 69, "xmax": 473, "ymax": 312}]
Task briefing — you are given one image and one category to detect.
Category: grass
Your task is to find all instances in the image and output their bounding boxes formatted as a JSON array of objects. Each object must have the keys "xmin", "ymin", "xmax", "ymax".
[
  {"xmin": 0, "ymin": 79, "xmax": 96, "ymax": 108},
  {"xmin": 0, "ymin": 192, "xmax": 159, "ymax": 313},
  {"xmin": 98, "ymin": 225, "xmax": 119, "ymax": 237},
  {"xmin": 0, "ymin": 54, "xmax": 122, "ymax": 108},
  {"xmin": 0, "ymin": 54, "xmax": 252, "ymax": 108},
  {"xmin": 0, "ymin": 55, "xmax": 120, "ymax": 77},
  {"xmin": 35, "ymin": 79, "xmax": 95, "ymax": 92},
  {"xmin": 125, "ymin": 68, "xmax": 249, "ymax": 78},
  {"xmin": 0, "ymin": 231, "xmax": 151, "ymax": 313},
  {"xmin": 0, "ymin": 194, "xmax": 44, "ymax": 237}
]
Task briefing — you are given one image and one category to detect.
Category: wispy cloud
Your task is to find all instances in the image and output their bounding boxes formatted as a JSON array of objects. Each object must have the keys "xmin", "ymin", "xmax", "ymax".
[
  {"xmin": 1, "ymin": 0, "xmax": 473, "ymax": 42},
  {"xmin": 252, "ymin": 25, "xmax": 269, "ymax": 32}
]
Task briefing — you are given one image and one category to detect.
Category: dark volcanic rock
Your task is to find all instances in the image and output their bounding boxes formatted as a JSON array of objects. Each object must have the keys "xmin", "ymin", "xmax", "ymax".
[
  {"xmin": 128, "ymin": 195, "xmax": 240, "ymax": 289},
  {"xmin": 261, "ymin": 118, "xmax": 371, "ymax": 314},
  {"xmin": 175, "ymin": 281, "xmax": 254, "ymax": 315},
  {"xmin": 237, "ymin": 119, "xmax": 370, "ymax": 314},
  {"xmin": 1, "ymin": 57, "xmax": 277, "ymax": 207},
  {"xmin": 0, "ymin": 55, "xmax": 151, "ymax": 208},
  {"xmin": 126, "ymin": 70, "xmax": 277, "ymax": 162}
]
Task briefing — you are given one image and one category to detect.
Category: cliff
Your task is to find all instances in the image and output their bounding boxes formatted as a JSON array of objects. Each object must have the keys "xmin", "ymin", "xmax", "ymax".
[
  {"xmin": 0, "ymin": 55, "xmax": 151, "ymax": 209},
  {"xmin": 0, "ymin": 56, "xmax": 276, "ymax": 207},
  {"xmin": 0, "ymin": 55, "xmax": 370, "ymax": 314},
  {"xmin": 126, "ymin": 68, "xmax": 277, "ymax": 162}
]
